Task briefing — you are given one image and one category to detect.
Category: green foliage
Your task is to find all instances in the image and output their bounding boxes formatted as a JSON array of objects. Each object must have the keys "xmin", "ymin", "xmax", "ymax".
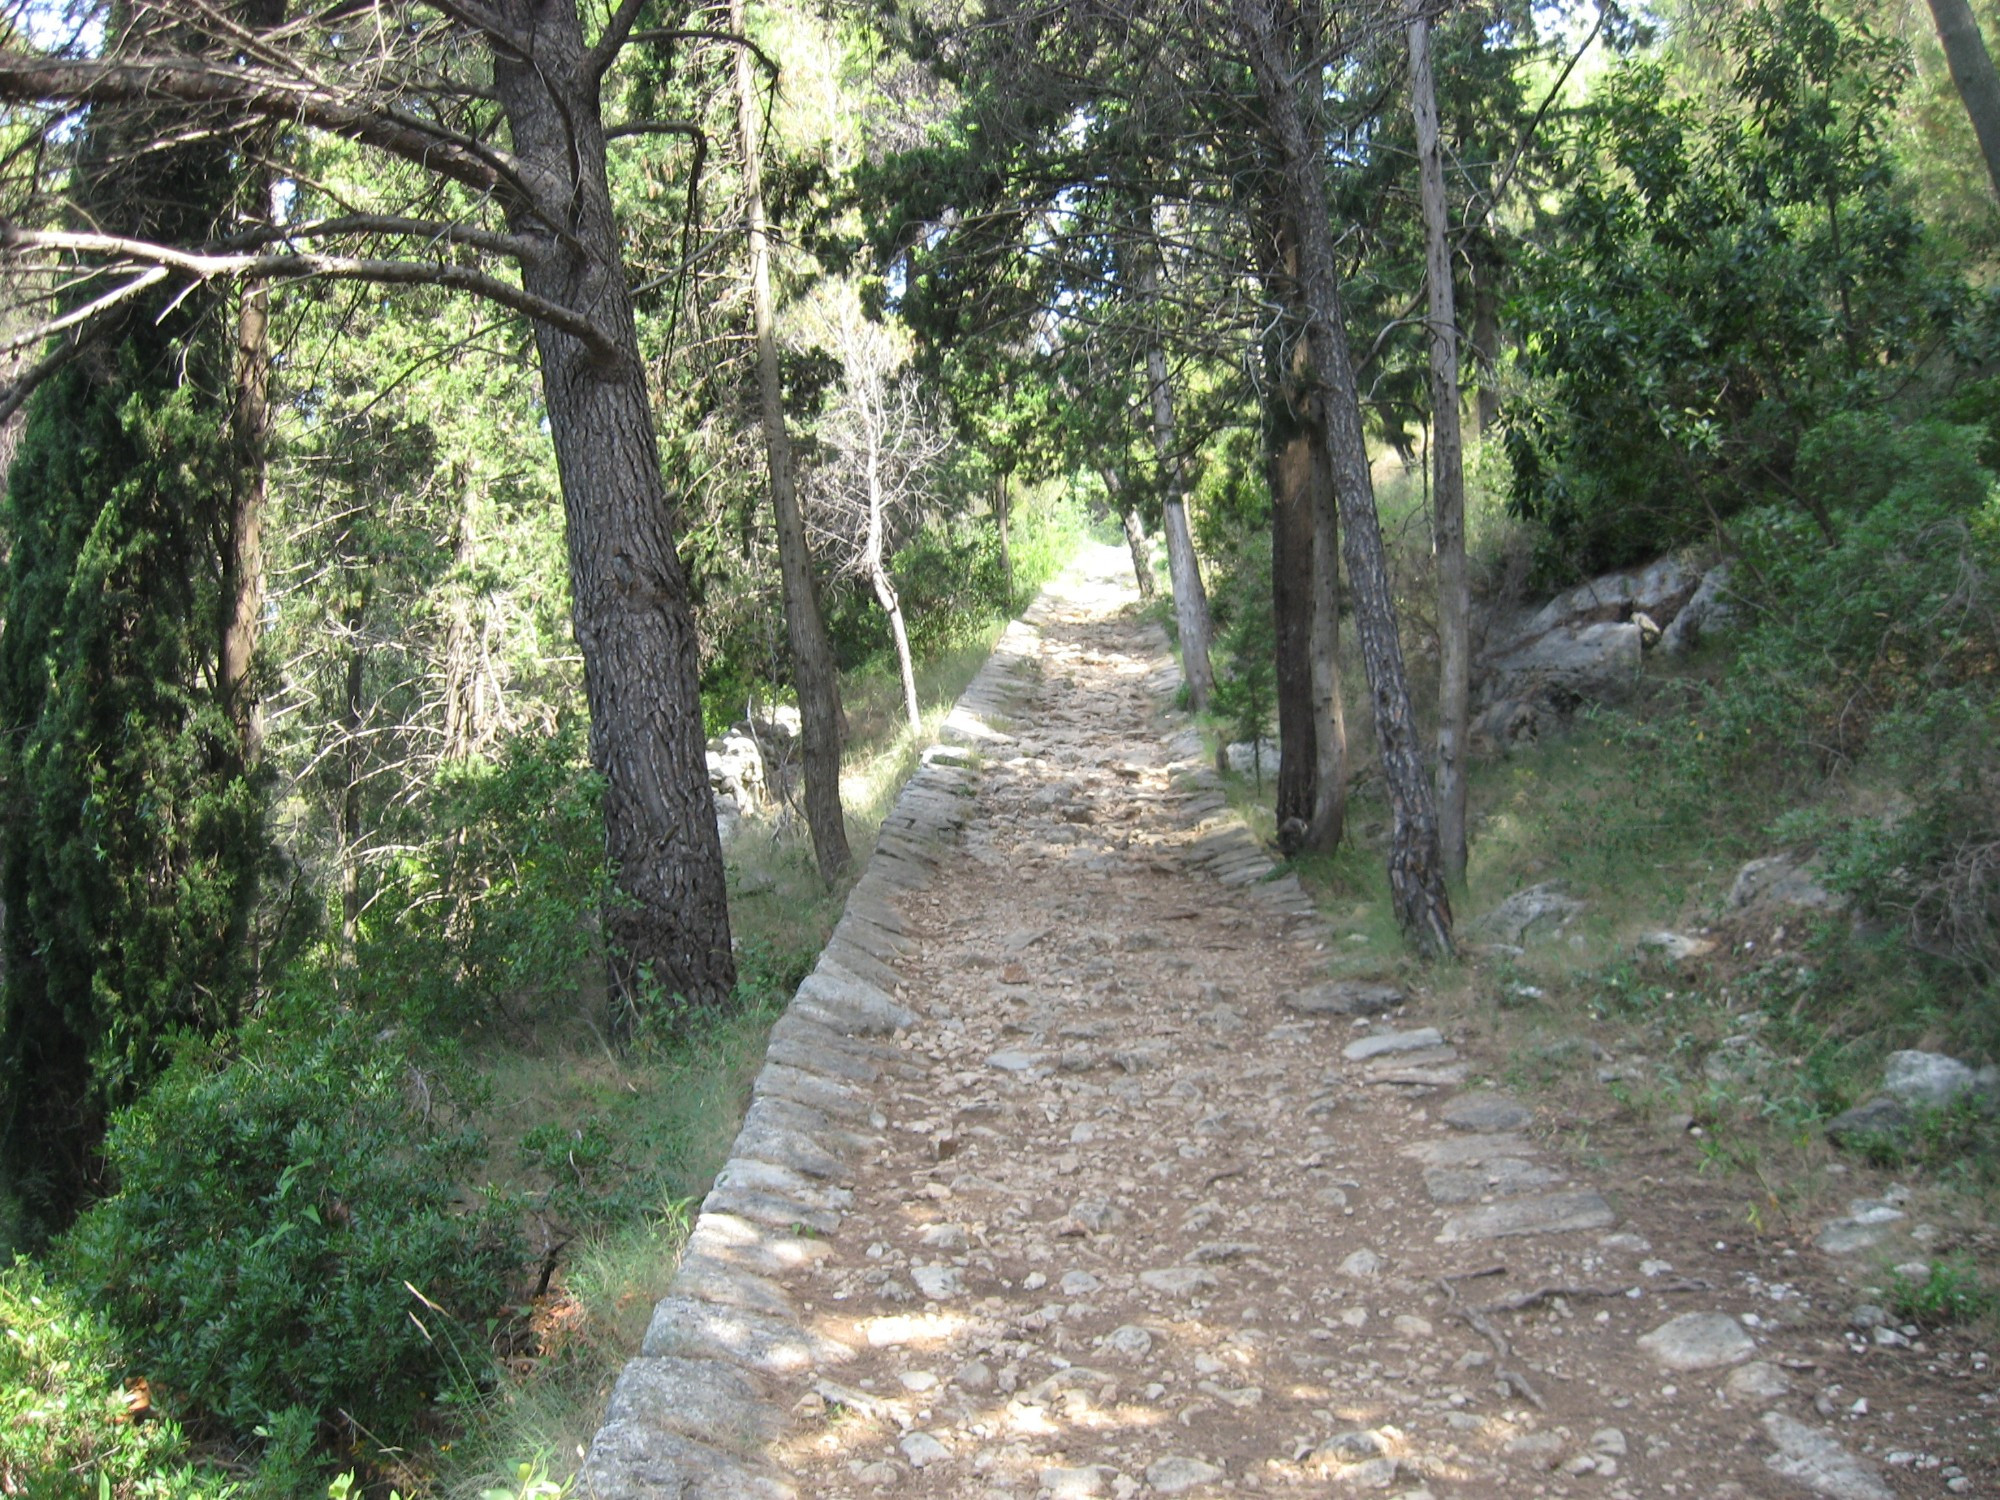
[
  {"xmin": 58, "ymin": 1019, "xmax": 518, "ymax": 1445},
  {"xmin": 0, "ymin": 350, "xmax": 267, "ymax": 1232},
  {"xmin": 308, "ymin": 720, "xmax": 610, "ymax": 1035},
  {"xmin": 1507, "ymin": 0, "xmax": 1967, "ymax": 582},
  {"xmin": 0, "ymin": 1257, "xmax": 232, "ymax": 1498},
  {"xmin": 1209, "ymin": 529, "xmax": 1278, "ymax": 782},
  {"xmin": 1887, "ymin": 1255, "xmax": 1997, "ymax": 1328}
]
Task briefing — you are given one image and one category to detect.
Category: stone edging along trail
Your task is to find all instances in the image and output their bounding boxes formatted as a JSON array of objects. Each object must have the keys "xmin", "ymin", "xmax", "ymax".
[{"xmin": 580, "ymin": 545, "xmax": 1970, "ymax": 1500}]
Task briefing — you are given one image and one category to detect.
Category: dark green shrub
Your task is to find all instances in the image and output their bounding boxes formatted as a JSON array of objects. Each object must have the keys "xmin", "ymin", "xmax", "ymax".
[{"xmin": 59, "ymin": 1019, "xmax": 519, "ymax": 1445}]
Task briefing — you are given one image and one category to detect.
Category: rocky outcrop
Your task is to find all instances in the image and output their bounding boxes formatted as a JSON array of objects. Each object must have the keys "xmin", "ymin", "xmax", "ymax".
[{"xmin": 1473, "ymin": 553, "xmax": 1738, "ymax": 755}]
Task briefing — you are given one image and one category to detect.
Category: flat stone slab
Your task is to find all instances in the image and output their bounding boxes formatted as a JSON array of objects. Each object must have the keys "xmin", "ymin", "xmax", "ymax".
[
  {"xmin": 1343, "ymin": 1027, "xmax": 1443, "ymax": 1061},
  {"xmin": 641, "ymin": 1296, "xmax": 853, "ymax": 1375},
  {"xmin": 1423, "ymin": 1159, "xmax": 1563, "ymax": 1204},
  {"xmin": 1761, "ymin": 1413, "xmax": 1894, "ymax": 1500},
  {"xmin": 1146, "ymin": 1456, "xmax": 1226, "ymax": 1494},
  {"xmin": 598, "ymin": 1354, "xmax": 788, "ymax": 1449},
  {"xmin": 1437, "ymin": 1190, "xmax": 1617, "ymax": 1242},
  {"xmin": 1403, "ymin": 1132, "xmax": 1539, "ymax": 1167},
  {"xmin": 1441, "ymin": 1092, "xmax": 1535, "ymax": 1132},
  {"xmin": 793, "ymin": 970, "xmax": 916, "ymax": 1035},
  {"xmin": 581, "ymin": 1421, "xmax": 797, "ymax": 1500},
  {"xmin": 682, "ymin": 1212, "xmax": 831, "ymax": 1278},
  {"xmin": 1637, "ymin": 1312, "xmax": 1757, "ymax": 1371},
  {"xmin": 1284, "ymin": 980, "xmax": 1403, "ymax": 1017}
]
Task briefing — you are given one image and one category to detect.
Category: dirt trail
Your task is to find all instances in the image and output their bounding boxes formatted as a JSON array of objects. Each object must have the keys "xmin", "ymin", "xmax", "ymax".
[{"xmin": 584, "ymin": 546, "xmax": 1992, "ymax": 1500}]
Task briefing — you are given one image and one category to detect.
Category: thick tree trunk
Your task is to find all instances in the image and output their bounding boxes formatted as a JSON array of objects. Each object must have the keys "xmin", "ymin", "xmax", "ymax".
[
  {"xmin": 1238, "ymin": 0, "xmax": 1453, "ymax": 954},
  {"xmin": 1138, "ymin": 248, "xmax": 1215, "ymax": 710},
  {"xmin": 1305, "ymin": 439, "xmax": 1348, "ymax": 851},
  {"xmin": 491, "ymin": 0, "xmax": 733, "ymax": 1020},
  {"xmin": 732, "ymin": 0, "xmax": 850, "ymax": 881},
  {"xmin": 1928, "ymin": 0, "xmax": 2000, "ymax": 201},
  {"xmin": 1268, "ymin": 411, "xmax": 1319, "ymax": 846},
  {"xmin": 1411, "ymin": 11, "xmax": 1470, "ymax": 887},
  {"xmin": 222, "ymin": 275, "xmax": 268, "ymax": 766}
]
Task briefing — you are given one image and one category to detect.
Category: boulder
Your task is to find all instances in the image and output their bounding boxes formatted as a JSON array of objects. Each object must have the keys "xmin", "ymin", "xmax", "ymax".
[
  {"xmin": 1515, "ymin": 555, "xmax": 1700, "ymax": 642},
  {"xmin": 1727, "ymin": 852, "xmax": 1844, "ymax": 916},
  {"xmin": 706, "ymin": 730, "xmax": 766, "ymax": 807},
  {"xmin": 1470, "ymin": 882, "xmax": 1586, "ymax": 945},
  {"xmin": 1824, "ymin": 1096, "xmax": 1913, "ymax": 1149},
  {"xmin": 1223, "ymin": 739, "xmax": 1282, "ymax": 778},
  {"xmin": 1478, "ymin": 620, "xmax": 1643, "ymax": 711},
  {"xmin": 1658, "ymin": 561, "xmax": 1741, "ymax": 656},
  {"xmin": 1880, "ymin": 1050, "xmax": 1994, "ymax": 1108},
  {"xmin": 1469, "ymin": 694, "xmax": 1559, "ymax": 756}
]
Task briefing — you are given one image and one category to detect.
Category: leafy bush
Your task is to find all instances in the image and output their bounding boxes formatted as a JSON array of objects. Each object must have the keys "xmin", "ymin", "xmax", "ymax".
[
  {"xmin": 58, "ymin": 1020, "xmax": 519, "ymax": 1447},
  {"xmin": 1505, "ymin": 1, "xmax": 1966, "ymax": 583},
  {"xmin": 0, "ymin": 1258, "xmax": 231, "ymax": 1498}
]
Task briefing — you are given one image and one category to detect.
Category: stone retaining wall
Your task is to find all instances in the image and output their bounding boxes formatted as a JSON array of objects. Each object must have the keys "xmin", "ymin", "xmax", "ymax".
[{"xmin": 578, "ymin": 612, "xmax": 1049, "ymax": 1499}]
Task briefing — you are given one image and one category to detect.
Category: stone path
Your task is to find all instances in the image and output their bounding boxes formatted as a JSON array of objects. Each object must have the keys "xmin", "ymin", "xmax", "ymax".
[{"xmin": 581, "ymin": 547, "xmax": 1980, "ymax": 1500}]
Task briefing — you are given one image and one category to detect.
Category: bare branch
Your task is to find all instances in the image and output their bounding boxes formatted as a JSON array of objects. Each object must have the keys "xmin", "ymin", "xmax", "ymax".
[
  {"xmin": 583, "ymin": 0, "xmax": 654, "ymax": 85},
  {"xmin": 0, "ymin": 333, "xmax": 85, "ymax": 427},
  {"xmin": 0, "ymin": 227, "xmax": 624, "ymax": 364},
  {"xmin": 623, "ymin": 28, "xmax": 780, "ymax": 80},
  {"xmin": 0, "ymin": 53, "xmax": 518, "ymax": 201},
  {"xmin": 217, "ymin": 212, "xmax": 537, "ymax": 261}
]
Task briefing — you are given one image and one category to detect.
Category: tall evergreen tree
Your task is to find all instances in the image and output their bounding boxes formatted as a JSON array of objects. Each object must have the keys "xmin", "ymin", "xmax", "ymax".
[{"xmin": 0, "ymin": 5, "xmax": 268, "ymax": 1227}]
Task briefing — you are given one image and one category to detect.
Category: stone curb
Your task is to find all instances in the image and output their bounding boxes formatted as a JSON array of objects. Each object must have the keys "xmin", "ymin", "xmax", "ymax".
[{"xmin": 577, "ymin": 594, "xmax": 1049, "ymax": 1499}]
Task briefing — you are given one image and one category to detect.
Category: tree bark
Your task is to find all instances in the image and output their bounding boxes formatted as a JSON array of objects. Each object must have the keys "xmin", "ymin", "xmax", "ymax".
[
  {"xmin": 731, "ymin": 0, "xmax": 850, "ymax": 882},
  {"xmin": 1928, "ymin": 0, "xmax": 2000, "ymax": 201},
  {"xmin": 1138, "ymin": 243, "xmax": 1215, "ymax": 711},
  {"xmin": 994, "ymin": 471, "xmax": 1014, "ymax": 607},
  {"xmin": 1097, "ymin": 463, "xmax": 1155, "ymax": 600},
  {"xmin": 1238, "ymin": 0, "xmax": 1453, "ymax": 955},
  {"xmin": 491, "ymin": 0, "xmax": 733, "ymax": 1020},
  {"xmin": 1411, "ymin": 10, "xmax": 1470, "ymax": 887},
  {"xmin": 1305, "ymin": 435, "xmax": 1348, "ymax": 852},
  {"xmin": 1268, "ymin": 402, "xmax": 1319, "ymax": 845},
  {"xmin": 1468, "ymin": 243, "xmax": 1502, "ymax": 437},
  {"xmin": 222, "ymin": 275, "xmax": 268, "ymax": 767}
]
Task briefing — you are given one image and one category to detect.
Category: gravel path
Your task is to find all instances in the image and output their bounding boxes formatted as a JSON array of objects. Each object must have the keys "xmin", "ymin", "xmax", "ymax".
[{"xmin": 583, "ymin": 546, "xmax": 1986, "ymax": 1500}]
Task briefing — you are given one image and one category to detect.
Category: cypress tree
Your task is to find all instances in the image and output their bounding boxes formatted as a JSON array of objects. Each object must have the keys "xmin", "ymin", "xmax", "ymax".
[{"xmin": 0, "ymin": 19, "xmax": 265, "ymax": 1232}]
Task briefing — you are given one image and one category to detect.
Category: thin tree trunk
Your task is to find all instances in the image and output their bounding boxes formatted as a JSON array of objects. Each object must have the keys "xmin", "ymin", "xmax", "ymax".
[
  {"xmin": 1239, "ymin": 0, "xmax": 1453, "ymax": 955},
  {"xmin": 222, "ymin": 275, "xmax": 268, "ymax": 767},
  {"xmin": 491, "ymin": 0, "xmax": 733, "ymax": 1021},
  {"xmin": 732, "ymin": 0, "xmax": 850, "ymax": 881},
  {"xmin": 1098, "ymin": 464, "xmax": 1155, "ymax": 600},
  {"xmin": 994, "ymin": 471, "xmax": 1014, "ymax": 606},
  {"xmin": 875, "ymin": 565, "xmax": 922, "ymax": 735},
  {"xmin": 1411, "ymin": 10, "xmax": 1470, "ymax": 888},
  {"xmin": 1268, "ymin": 403, "xmax": 1319, "ymax": 846},
  {"xmin": 339, "ymin": 592, "xmax": 369, "ymax": 958},
  {"xmin": 1138, "ymin": 242, "xmax": 1215, "ymax": 710},
  {"xmin": 1928, "ymin": 0, "xmax": 2000, "ymax": 200},
  {"xmin": 1305, "ymin": 434, "xmax": 1348, "ymax": 852},
  {"xmin": 1469, "ymin": 247, "xmax": 1502, "ymax": 437}
]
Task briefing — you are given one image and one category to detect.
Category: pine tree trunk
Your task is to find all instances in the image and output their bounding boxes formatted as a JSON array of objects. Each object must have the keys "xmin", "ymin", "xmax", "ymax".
[
  {"xmin": 732, "ymin": 0, "xmax": 850, "ymax": 882},
  {"xmin": 1411, "ymin": 11, "xmax": 1470, "ymax": 887},
  {"xmin": 491, "ymin": 0, "xmax": 733, "ymax": 1021},
  {"xmin": 1138, "ymin": 244, "xmax": 1215, "ymax": 710},
  {"xmin": 1268, "ymin": 413, "xmax": 1319, "ymax": 845},
  {"xmin": 1305, "ymin": 441, "xmax": 1348, "ymax": 852},
  {"xmin": 1928, "ymin": 0, "xmax": 2000, "ymax": 200},
  {"xmin": 223, "ymin": 275, "xmax": 268, "ymax": 766},
  {"xmin": 1238, "ymin": 0, "xmax": 1453, "ymax": 954}
]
